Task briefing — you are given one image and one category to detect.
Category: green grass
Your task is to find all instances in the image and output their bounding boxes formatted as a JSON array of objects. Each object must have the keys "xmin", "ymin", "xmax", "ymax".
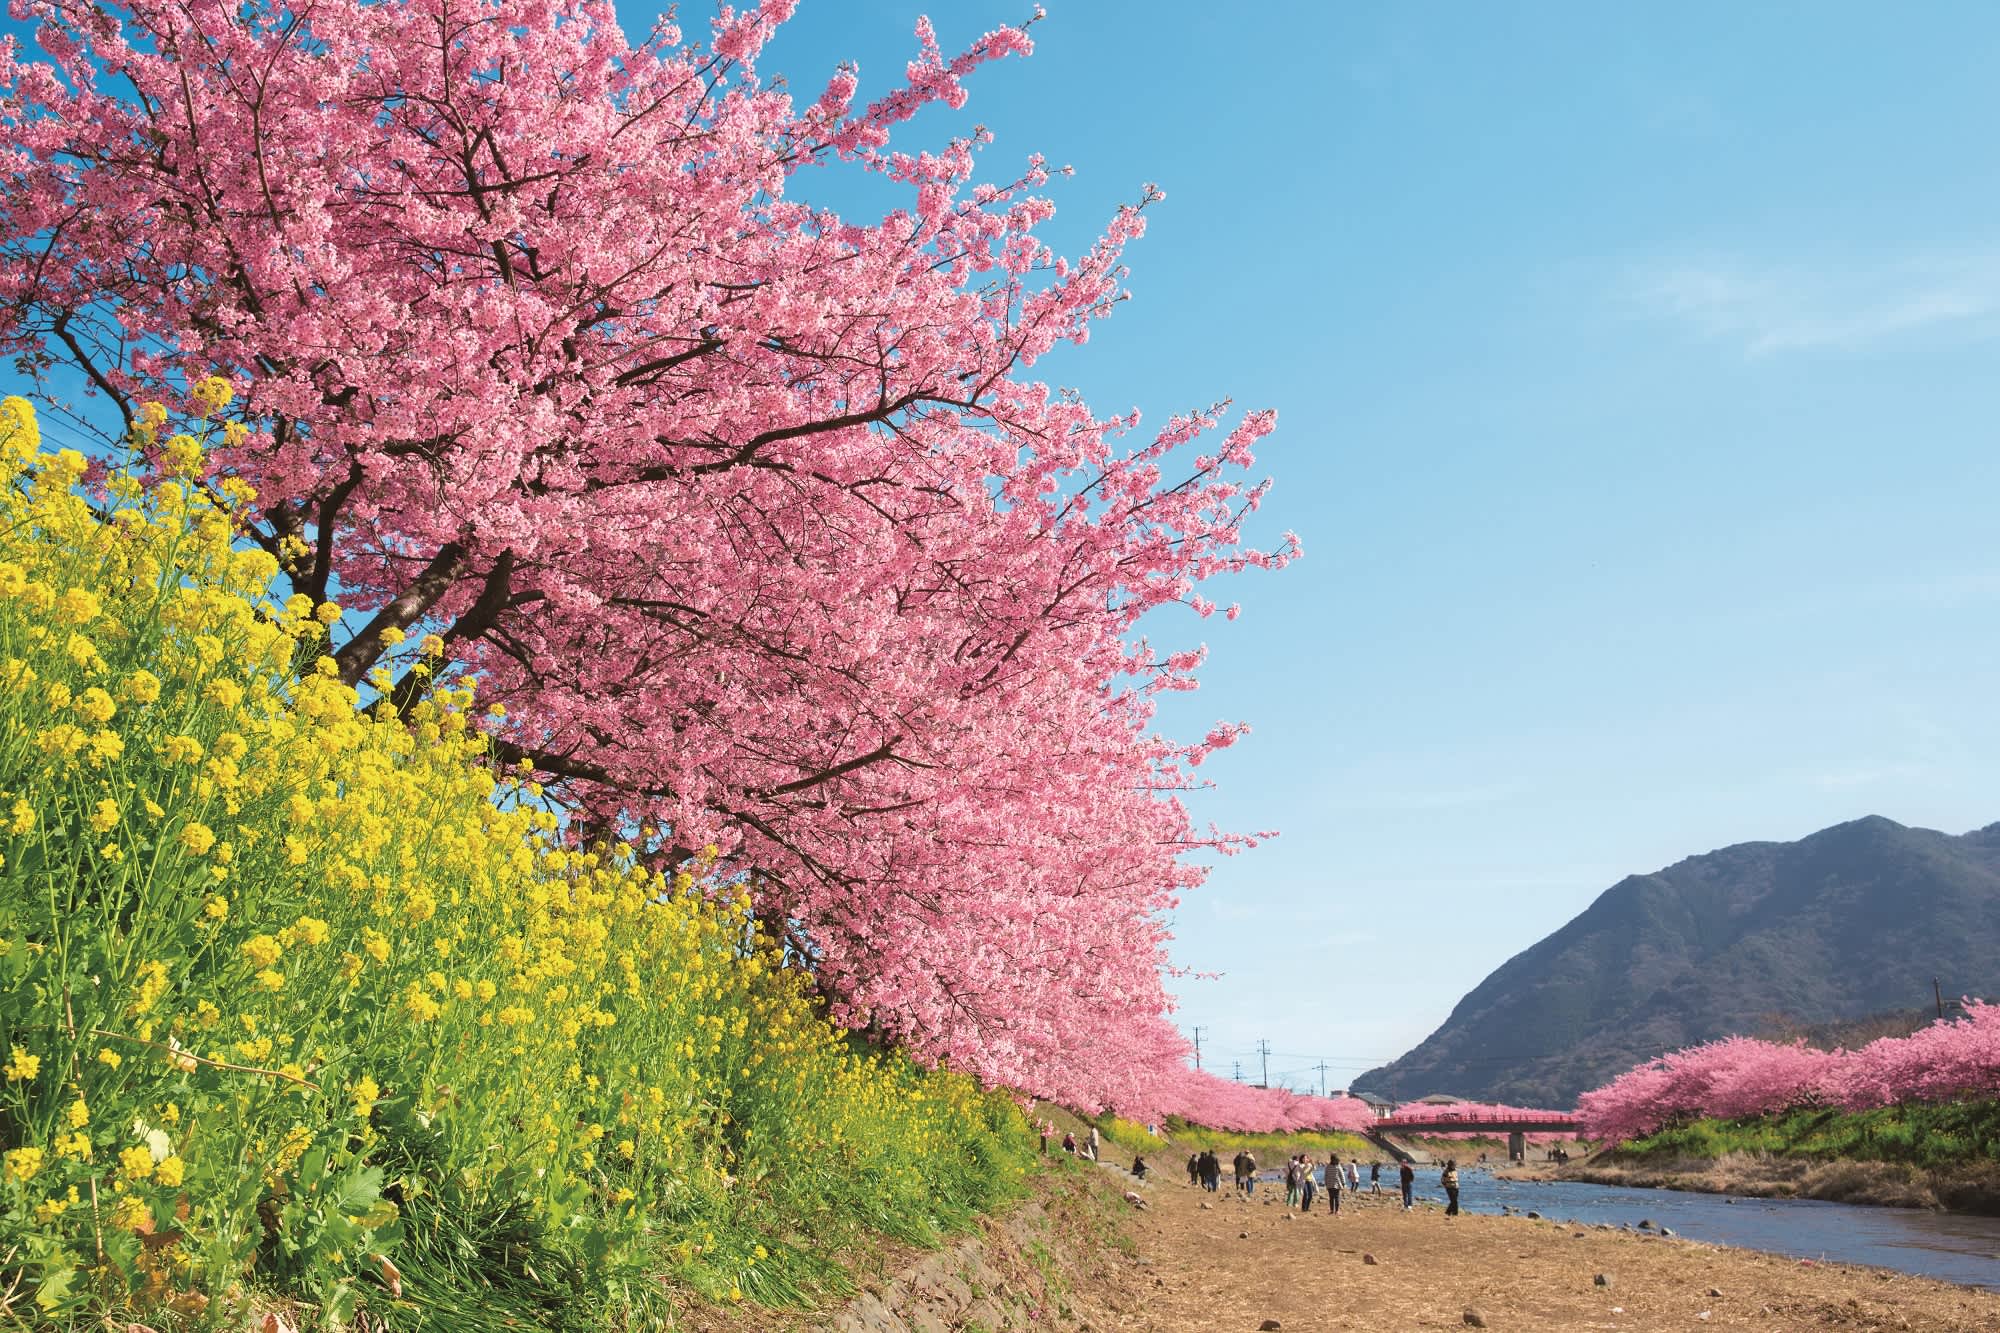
[
  {"xmin": 1624, "ymin": 1100, "xmax": 2000, "ymax": 1172},
  {"xmin": 1159, "ymin": 1121, "xmax": 1377, "ymax": 1160}
]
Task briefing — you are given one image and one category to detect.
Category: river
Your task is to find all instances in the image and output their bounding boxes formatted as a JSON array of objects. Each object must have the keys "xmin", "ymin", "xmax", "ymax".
[
  {"xmin": 1468, "ymin": 1168, "xmax": 2000, "ymax": 1289},
  {"xmin": 1252, "ymin": 1164, "xmax": 2000, "ymax": 1288}
]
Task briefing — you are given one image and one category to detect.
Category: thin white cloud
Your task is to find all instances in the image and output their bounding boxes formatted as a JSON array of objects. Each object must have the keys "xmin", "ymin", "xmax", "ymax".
[
  {"xmin": 1628, "ymin": 251, "xmax": 2000, "ymax": 355},
  {"xmin": 1806, "ymin": 762, "xmax": 1931, "ymax": 791}
]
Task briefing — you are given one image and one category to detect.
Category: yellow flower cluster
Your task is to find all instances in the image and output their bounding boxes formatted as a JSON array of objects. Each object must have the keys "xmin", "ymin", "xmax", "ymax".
[{"xmin": 0, "ymin": 396, "xmax": 1027, "ymax": 1324}]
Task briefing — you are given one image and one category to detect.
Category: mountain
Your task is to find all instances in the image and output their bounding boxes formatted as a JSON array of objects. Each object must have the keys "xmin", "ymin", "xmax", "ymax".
[{"xmin": 1353, "ymin": 816, "xmax": 2000, "ymax": 1108}]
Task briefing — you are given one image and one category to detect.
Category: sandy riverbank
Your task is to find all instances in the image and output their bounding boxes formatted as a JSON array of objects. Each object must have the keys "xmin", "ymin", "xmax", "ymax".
[{"xmin": 1098, "ymin": 1169, "xmax": 2000, "ymax": 1330}]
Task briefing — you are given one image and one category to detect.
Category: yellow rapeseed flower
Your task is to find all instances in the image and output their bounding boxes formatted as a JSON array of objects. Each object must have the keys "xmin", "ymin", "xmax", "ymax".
[
  {"xmin": 3, "ymin": 1147, "xmax": 44, "ymax": 1183},
  {"xmin": 4, "ymin": 1046, "xmax": 39, "ymax": 1081},
  {"xmin": 119, "ymin": 1144, "xmax": 154, "ymax": 1181}
]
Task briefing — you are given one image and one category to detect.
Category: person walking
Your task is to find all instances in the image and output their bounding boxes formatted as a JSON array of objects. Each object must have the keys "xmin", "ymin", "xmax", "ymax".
[
  {"xmin": 1346, "ymin": 1159, "xmax": 1361, "ymax": 1193},
  {"xmin": 1242, "ymin": 1150, "xmax": 1257, "ymax": 1195},
  {"xmin": 1283, "ymin": 1156, "xmax": 1301, "ymax": 1208},
  {"xmin": 1087, "ymin": 1126, "xmax": 1101, "ymax": 1162},
  {"xmin": 1325, "ymin": 1154, "xmax": 1343, "ymax": 1215},
  {"xmin": 1441, "ymin": 1159, "xmax": 1461, "ymax": 1217},
  {"xmin": 1232, "ymin": 1151, "xmax": 1249, "ymax": 1194},
  {"xmin": 1398, "ymin": 1159, "xmax": 1416, "ymax": 1211},
  {"xmin": 1187, "ymin": 1151, "xmax": 1200, "ymax": 1185},
  {"xmin": 1369, "ymin": 1160, "xmax": 1382, "ymax": 1194},
  {"xmin": 1199, "ymin": 1148, "xmax": 1222, "ymax": 1192},
  {"xmin": 1300, "ymin": 1160, "xmax": 1317, "ymax": 1213}
]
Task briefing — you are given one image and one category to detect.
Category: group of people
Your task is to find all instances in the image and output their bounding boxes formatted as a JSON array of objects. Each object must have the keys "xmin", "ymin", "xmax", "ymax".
[
  {"xmin": 1180, "ymin": 1148, "xmax": 1464, "ymax": 1217},
  {"xmin": 1045, "ymin": 1124, "xmax": 1463, "ymax": 1219},
  {"xmin": 1053, "ymin": 1124, "xmax": 1103, "ymax": 1161}
]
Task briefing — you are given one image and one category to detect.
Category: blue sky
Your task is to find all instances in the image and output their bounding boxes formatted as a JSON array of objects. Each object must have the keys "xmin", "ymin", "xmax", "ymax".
[{"xmin": 744, "ymin": 1, "xmax": 2000, "ymax": 1095}]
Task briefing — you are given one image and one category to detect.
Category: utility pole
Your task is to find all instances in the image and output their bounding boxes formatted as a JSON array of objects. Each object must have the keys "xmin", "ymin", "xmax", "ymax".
[
  {"xmin": 1316, "ymin": 1060, "xmax": 1329, "ymax": 1098},
  {"xmin": 1232, "ymin": 1060, "xmax": 1243, "ymax": 1083},
  {"xmin": 1257, "ymin": 1039, "xmax": 1271, "ymax": 1089},
  {"xmin": 1192, "ymin": 1026, "xmax": 1205, "ymax": 1071},
  {"xmin": 1935, "ymin": 977, "xmax": 1946, "ymax": 1019}
]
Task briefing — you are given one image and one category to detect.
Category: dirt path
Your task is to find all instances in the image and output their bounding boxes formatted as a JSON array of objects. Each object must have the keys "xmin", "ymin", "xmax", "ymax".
[{"xmin": 1098, "ymin": 1172, "xmax": 2000, "ymax": 1331}]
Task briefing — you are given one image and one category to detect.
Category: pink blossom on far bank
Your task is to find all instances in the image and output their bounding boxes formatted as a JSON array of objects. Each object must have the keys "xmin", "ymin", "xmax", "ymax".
[{"xmin": 1578, "ymin": 1001, "xmax": 2000, "ymax": 1142}]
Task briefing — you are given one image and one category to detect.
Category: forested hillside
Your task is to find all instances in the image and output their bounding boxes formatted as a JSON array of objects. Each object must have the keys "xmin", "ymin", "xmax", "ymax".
[{"xmin": 1358, "ymin": 816, "xmax": 2000, "ymax": 1105}]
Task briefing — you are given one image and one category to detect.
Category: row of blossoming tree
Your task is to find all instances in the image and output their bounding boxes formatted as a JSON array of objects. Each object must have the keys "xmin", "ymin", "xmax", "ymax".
[
  {"xmin": 0, "ymin": 0, "xmax": 1310, "ymax": 1123},
  {"xmin": 1577, "ymin": 1001, "xmax": 2000, "ymax": 1143}
]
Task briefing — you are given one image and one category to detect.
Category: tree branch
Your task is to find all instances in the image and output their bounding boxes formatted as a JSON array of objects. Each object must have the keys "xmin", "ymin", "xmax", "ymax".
[{"xmin": 334, "ymin": 539, "xmax": 472, "ymax": 685}]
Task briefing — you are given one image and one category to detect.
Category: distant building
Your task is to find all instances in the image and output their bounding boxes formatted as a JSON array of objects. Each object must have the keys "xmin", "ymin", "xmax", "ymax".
[
  {"xmin": 1349, "ymin": 1091, "xmax": 1397, "ymax": 1119},
  {"xmin": 1412, "ymin": 1093, "xmax": 1463, "ymax": 1106}
]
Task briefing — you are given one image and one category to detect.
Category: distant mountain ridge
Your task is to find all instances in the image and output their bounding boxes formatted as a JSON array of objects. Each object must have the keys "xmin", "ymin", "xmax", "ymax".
[{"xmin": 1354, "ymin": 816, "xmax": 2000, "ymax": 1108}]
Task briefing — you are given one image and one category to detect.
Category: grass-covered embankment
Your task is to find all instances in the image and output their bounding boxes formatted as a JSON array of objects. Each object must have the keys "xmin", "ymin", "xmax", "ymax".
[
  {"xmin": 0, "ymin": 396, "xmax": 1032, "ymax": 1330},
  {"xmin": 1567, "ymin": 1101, "xmax": 2000, "ymax": 1212}
]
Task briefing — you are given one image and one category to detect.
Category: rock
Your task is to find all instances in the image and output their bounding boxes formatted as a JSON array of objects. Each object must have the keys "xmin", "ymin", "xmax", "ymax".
[
  {"xmin": 1239, "ymin": 1231, "xmax": 1250, "ymax": 1239},
  {"xmin": 1281, "ymin": 1212, "xmax": 1294, "ymax": 1222},
  {"xmin": 1660, "ymin": 1227, "xmax": 1675, "ymax": 1237},
  {"xmin": 1260, "ymin": 1322, "xmax": 1283, "ymax": 1332},
  {"xmin": 1123, "ymin": 1191, "xmax": 1148, "ymax": 1210},
  {"xmin": 1463, "ymin": 1309, "xmax": 1488, "ymax": 1328},
  {"xmin": 1637, "ymin": 1219, "xmax": 1654, "ymax": 1230},
  {"xmin": 1198, "ymin": 1201, "xmax": 1211, "ymax": 1210},
  {"xmin": 1362, "ymin": 1253, "xmax": 1379, "ymax": 1265},
  {"xmin": 1526, "ymin": 1211, "xmax": 1542, "ymax": 1219},
  {"xmin": 1593, "ymin": 1274, "xmax": 1612, "ymax": 1288},
  {"xmin": 1707, "ymin": 1288, "xmax": 1723, "ymax": 1298}
]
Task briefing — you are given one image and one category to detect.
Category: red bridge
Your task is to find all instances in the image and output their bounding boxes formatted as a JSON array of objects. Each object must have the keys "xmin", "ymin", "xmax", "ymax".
[
  {"xmin": 1367, "ymin": 1111, "xmax": 1583, "ymax": 1163},
  {"xmin": 1374, "ymin": 1112, "xmax": 1581, "ymax": 1135}
]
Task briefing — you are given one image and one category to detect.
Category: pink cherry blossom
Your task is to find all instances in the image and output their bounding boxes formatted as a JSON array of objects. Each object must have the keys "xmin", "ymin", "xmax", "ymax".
[
  {"xmin": 1578, "ymin": 1001, "xmax": 2000, "ymax": 1142},
  {"xmin": 0, "ymin": 0, "xmax": 1295, "ymax": 1112}
]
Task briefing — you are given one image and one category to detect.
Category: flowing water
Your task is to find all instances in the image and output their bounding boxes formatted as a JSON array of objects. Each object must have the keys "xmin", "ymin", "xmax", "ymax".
[
  {"xmin": 1469, "ymin": 1169, "xmax": 2000, "ymax": 1289},
  {"xmin": 1247, "ymin": 1164, "xmax": 2000, "ymax": 1287}
]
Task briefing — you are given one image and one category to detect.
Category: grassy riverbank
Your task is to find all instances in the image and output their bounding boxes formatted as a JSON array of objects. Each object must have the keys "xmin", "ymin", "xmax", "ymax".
[{"xmin": 1566, "ymin": 1101, "xmax": 2000, "ymax": 1212}]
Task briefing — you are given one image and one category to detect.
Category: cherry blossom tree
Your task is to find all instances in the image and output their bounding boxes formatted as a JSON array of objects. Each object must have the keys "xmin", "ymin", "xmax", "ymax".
[
  {"xmin": 1578, "ymin": 1001, "xmax": 2000, "ymax": 1142},
  {"xmin": 1164, "ymin": 1071, "xmax": 1377, "ymax": 1135},
  {"xmin": 0, "ymin": 0, "xmax": 1294, "ymax": 1109}
]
